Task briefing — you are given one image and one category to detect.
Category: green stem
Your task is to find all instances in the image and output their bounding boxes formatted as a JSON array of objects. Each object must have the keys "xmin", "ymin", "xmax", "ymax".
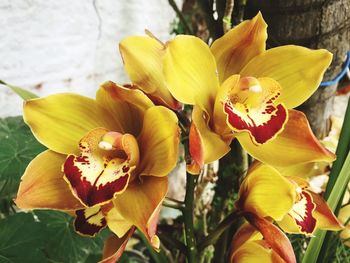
[
  {"xmin": 183, "ymin": 171, "xmax": 198, "ymax": 263},
  {"xmin": 168, "ymin": 0, "xmax": 193, "ymax": 35},
  {"xmin": 198, "ymin": 209, "xmax": 240, "ymax": 250},
  {"xmin": 158, "ymin": 232, "xmax": 188, "ymax": 256},
  {"xmin": 163, "ymin": 199, "xmax": 185, "ymax": 210}
]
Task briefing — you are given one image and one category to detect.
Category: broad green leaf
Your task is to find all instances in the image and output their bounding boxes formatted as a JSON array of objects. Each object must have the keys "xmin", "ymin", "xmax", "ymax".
[
  {"xmin": 34, "ymin": 210, "xmax": 108, "ymax": 263},
  {"xmin": 0, "ymin": 117, "xmax": 45, "ymax": 195},
  {"xmin": 0, "ymin": 213, "xmax": 47, "ymax": 263},
  {"xmin": 0, "ymin": 80, "xmax": 38, "ymax": 100}
]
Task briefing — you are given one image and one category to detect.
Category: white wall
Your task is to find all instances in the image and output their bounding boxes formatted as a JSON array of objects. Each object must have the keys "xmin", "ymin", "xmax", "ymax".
[{"xmin": 0, "ymin": 0, "xmax": 179, "ymax": 117}]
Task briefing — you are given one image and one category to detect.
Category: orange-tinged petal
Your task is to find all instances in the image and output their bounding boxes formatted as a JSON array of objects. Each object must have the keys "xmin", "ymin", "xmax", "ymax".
[
  {"xmin": 211, "ymin": 12, "xmax": 267, "ymax": 83},
  {"xmin": 224, "ymin": 77, "xmax": 288, "ymax": 144},
  {"xmin": 113, "ymin": 176, "xmax": 167, "ymax": 249},
  {"xmin": 119, "ymin": 36, "xmax": 180, "ymax": 110},
  {"xmin": 23, "ymin": 93, "xmax": 119, "ymax": 155},
  {"xmin": 100, "ymin": 229, "xmax": 135, "ymax": 263},
  {"xmin": 245, "ymin": 213, "xmax": 296, "ymax": 263},
  {"xmin": 231, "ymin": 223, "xmax": 263, "ymax": 252},
  {"xmin": 213, "ymin": 74, "xmax": 240, "ymax": 140},
  {"xmin": 240, "ymin": 45, "xmax": 332, "ymax": 108},
  {"xmin": 310, "ymin": 191, "xmax": 343, "ymax": 231},
  {"xmin": 187, "ymin": 122, "xmax": 204, "ymax": 175},
  {"xmin": 15, "ymin": 150, "xmax": 83, "ymax": 211},
  {"xmin": 137, "ymin": 106, "xmax": 180, "ymax": 177},
  {"xmin": 74, "ymin": 206, "xmax": 106, "ymax": 237},
  {"xmin": 231, "ymin": 240, "xmax": 285, "ymax": 263},
  {"xmin": 236, "ymin": 164, "xmax": 296, "ymax": 221},
  {"xmin": 163, "ymin": 35, "xmax": 219, "ymax": 113},
  {"xmin": 236, "ymin": 110, "xmax": 336, "ymax": 167},
  {"xmin": 192, "ymin": 106, "xmax": 231, "ymax": 164},
  {"xmin": 63, "ymin": 128, "xmax": 133, "ymax": 207},
  {"xmin": 97, "ymin": 81, "xmax": 154, "ymax": 136}
]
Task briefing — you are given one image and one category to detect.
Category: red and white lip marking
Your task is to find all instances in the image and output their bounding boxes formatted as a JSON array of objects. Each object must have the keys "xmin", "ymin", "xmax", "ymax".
[
  {"xmin": 288, "ymin": 189, "xmax": 316, "ymax": 234},
  {"xmin": 74, "ymin": 206, "xmax": 107, "ymax": 236},
  {"xmin": 63, "ymin": 128, "xmax": 136, "ymax": 207},
  {"xmin": 223, "ymin": 77, "xmax": 288, "ymax": 144}
]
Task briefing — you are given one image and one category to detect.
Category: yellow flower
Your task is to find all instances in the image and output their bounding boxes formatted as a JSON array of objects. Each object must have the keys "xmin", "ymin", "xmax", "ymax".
[
  {"xmin": 15, "ymin": 81, "xmax": 180, "ymax": 251},
  {"xmin": 236, "ymin": 163, "xmax": 343, "ymax": 235},
  {"xmin": 119, "ymin": 13, "xmax": 335, "ymax": 173},
  {"xmin": 230, "ymin": 220, "xmax": 295, "ymax": 263}
]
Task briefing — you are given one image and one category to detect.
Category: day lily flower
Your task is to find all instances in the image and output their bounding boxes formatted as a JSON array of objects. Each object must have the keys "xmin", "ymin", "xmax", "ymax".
[
  {"xmin": 15, "ymin": 81, "xmax": 180, "ymax": 256},
  {"xmin": 236, "ymin": 163, "xmax": 343, "ymax": 235},
  {"xmin": 119, "ymin": 12, "xmax": 335, "ymax": 173},
  {"xmin": 230, "ymin": 219, "xmax": 296, "ymax": 263}
]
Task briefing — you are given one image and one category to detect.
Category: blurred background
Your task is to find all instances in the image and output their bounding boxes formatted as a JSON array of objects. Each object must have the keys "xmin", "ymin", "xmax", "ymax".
[{"xmin": 0, "ymin": 0, "xmax": 180, "ymax": 117}]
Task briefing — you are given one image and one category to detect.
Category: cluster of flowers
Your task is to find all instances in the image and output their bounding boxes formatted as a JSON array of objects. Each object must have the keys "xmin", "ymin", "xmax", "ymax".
[{"xmin": 15, "ymin": 13, "xmax": 343, "ymax": 262}]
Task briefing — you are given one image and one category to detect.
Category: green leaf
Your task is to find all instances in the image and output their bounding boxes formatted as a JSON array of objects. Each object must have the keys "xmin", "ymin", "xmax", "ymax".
[
  {"xmin": 0, "ymin": 117, "xmax": 45, "ymax": 199},
  {"xmin": 34, "ymin": 210, "xmax": 108, "ymax": 263},
  {"xmin": 0, "ymin": 213, "xmax": 47, "ymax": 263},
  {"xmin": 0, "ymin": 80, "xmax": 38, "ymax": 100}
]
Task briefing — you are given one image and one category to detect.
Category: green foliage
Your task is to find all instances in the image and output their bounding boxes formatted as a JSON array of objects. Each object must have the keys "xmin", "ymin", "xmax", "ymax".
[{"xmin": 0, "ymin": 80, "xmax": 38, "ymax": 100}]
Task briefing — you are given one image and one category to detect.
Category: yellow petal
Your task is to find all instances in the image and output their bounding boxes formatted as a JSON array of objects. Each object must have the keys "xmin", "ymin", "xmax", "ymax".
[
  {"xmin": 244, "ymin": 213, "xmax": 296, "ymax": 263},
  {"xmin": 119, "ymin": 36, "xmax": 180, "ymax": 110},
  {"xmin": 97, "ymin": 81, "xmax": 154, "ymax": 136},
  {"xmin": 236, "ymin": 110, "xmax": 336, "ymax": 167},
  {"xmin": 15, "ymin": 150, "xmax": 83, "ymax": 210},
  {"xmin": 231, "ymin": 223, "xmax": 263, "ymax": 252},
  {"xmin": 105, "ymin": 206, "xmax": 133, "ymax": 238},
  {"xmin": 231, "ymin": 240, "xmax": 284, "ymax": 263},
  {"xmin": 236, "ymin": 164, "xmax": 296, "ymax": 221},
  {"xmin": 240, "ymin": 45, "xmax": 332, "ymax": 108},
  {"xmin": 163, "ymin": 35, "xmax": 219, "ymax": 113},
  {"xmin": 24, "ymin": 94, "xmax": 119, "ymax": 155},
  {"xmin": 211, "ymin": 12, "xmax": 267, "ymax": 83},
  {"xmin": 137, "ymin": 106, "xmax": 180, "ymax": 177},
  {"xmin": 100, "ymin": 229, "xmax": 135, "ymax": 263},
  {"xmin": 192, "ymin": 106, "xmax": 231, "ymax": 164},
  {"xmin": 310, "ymin": 192, "xmax": 344, "ymax": 231},
  {"xmin": 113, "ymin": 176, "xmax": 167, "ymax": 249}
]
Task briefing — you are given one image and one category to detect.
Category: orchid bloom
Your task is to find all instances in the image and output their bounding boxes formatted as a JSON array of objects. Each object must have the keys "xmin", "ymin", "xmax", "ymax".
[
  {"xmin": 230, "ymin": 220, "xmax": 296, "ymax": 263},
  {"xmin": 236, "ymin": 163, "xmax": 343, "ymax": 236},
  {"xmin": 119, "ymin": 12, "xmax": 335, "ymax": 173},
  {"xmin": 15, "ymin": 81, "xmax": 180, "ymax": 258}
]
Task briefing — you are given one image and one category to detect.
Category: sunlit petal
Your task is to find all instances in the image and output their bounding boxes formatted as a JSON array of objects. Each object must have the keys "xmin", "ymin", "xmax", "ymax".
[
  {"xmin": 15, "ymin": 150, "xmax": 83, "ymax": 211},
  {"xmin": 211, "ymin": 12, "xmax": 267, "ymax": 83},
  {"xmin": 240, "ymin": 46, "xmax": 332, "ymax": 108},
  {"xmin": 237, "ymin": 110, "xmax": 336, "ymax": 166}
]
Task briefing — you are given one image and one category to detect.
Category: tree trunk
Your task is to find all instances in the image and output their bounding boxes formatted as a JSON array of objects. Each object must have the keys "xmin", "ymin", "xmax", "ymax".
[{"xmin": 246, "ymin": 0, "xmax": 350, "ymax": 138}]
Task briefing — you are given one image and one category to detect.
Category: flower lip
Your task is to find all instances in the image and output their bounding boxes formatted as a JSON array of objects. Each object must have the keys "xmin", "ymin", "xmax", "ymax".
[
  {"xmin": 63, "ymin": 128, "xmax": 140, "ymax": 207},
  {"xmin": 224, "ymin": 76, "xmax": 288, "ymax": 144}
]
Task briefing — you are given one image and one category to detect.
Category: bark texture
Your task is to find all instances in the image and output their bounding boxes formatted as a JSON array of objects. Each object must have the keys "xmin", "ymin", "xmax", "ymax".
[{"xmin": 247, "ymin": 0, "xmax": 350, "ymax": 138}]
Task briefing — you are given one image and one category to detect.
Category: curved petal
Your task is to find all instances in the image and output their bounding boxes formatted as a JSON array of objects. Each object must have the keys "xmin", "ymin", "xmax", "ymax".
[
  {"xmin": 119, "ymin": 36, "xmax": 180, "ymax": 110},
  {"xmin": 236, "ymin": 110, "xmax": 336, "ymax": 167},
  {"xmin": 310, "ymin": 192, "xmax": 343, "ymax": 231},
  {"xmin": 236, "ymin": 164, "xmax": 296, "ymax": 221},
  {"xmin": 240, "ymin": 45, "xmax": 332, "ymax": 108},
  {"xmin": 113, "ymin": 176, "xmax": 167, "ymax": 249},
  {"xmin": 23, "ymin": 94, "xmax": 119, "ymax": 155},
  {"xmin": 231, "ymin": 240, "xmax": 284, "ymax": 263},
  {"xmin": 97, "ymin": 81, "xmax": 154, "ymax": 136},
  {"xmin": 74, "ymin": 206, "xmax": 106, "ymax": 236},
  {"xmin": 104, "ymin": 206, "xmax": 133, "ymax": 238},
  {"xmin": 224, "ymin": 77, "xmax": 288, "ymax": 144},
  {"xmin": 15, "ymin": 150, "xmax": 83, "ymax": 211},
  {"xmin": 63, "ymin": 128, "xmax": 133, "ymax": 207},
  {"xmin": 137, "ymin": 106, "xmax": 180, "ymax": 177},
  {"xmin": 192, "ymin": 106, "xmax": 231, "ymax": 164},
  {"xmin": 163, "ymin": 35, "xmax": 219, "ymax": 113},
  {"xmin": 100, "ymin": 229, "xmax": 135, "ymax": 263},
  {"xmin": 211, "ymin": 12, "xmax": 267, "ymax": 83},
  {"xmin": 187, "ymin": 121, "xmax": 204, "ymax": 175},
  {"xmin": 231, "ymin": 223, "xmax": 263, "ymax": 252},
  {"xmin": 244, "ymin": 213, "xmax": 296, "ymax": 263}
]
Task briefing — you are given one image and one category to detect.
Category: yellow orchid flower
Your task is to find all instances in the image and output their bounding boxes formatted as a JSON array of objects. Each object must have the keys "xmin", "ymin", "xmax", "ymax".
[
  {"xmin": 15, "ymin": 81, "xmax": 180, "ymax": 251},
  {"xmin": 119, "ymin": 12, "xmax": 335, "ymax": 173},
  {"xmin": 236, "ymin": 163, "xmax": 343, "ymax": 236},
  {"xmin": 230, "ymin": 219, "xmax": 295, "ymax": 263}
]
